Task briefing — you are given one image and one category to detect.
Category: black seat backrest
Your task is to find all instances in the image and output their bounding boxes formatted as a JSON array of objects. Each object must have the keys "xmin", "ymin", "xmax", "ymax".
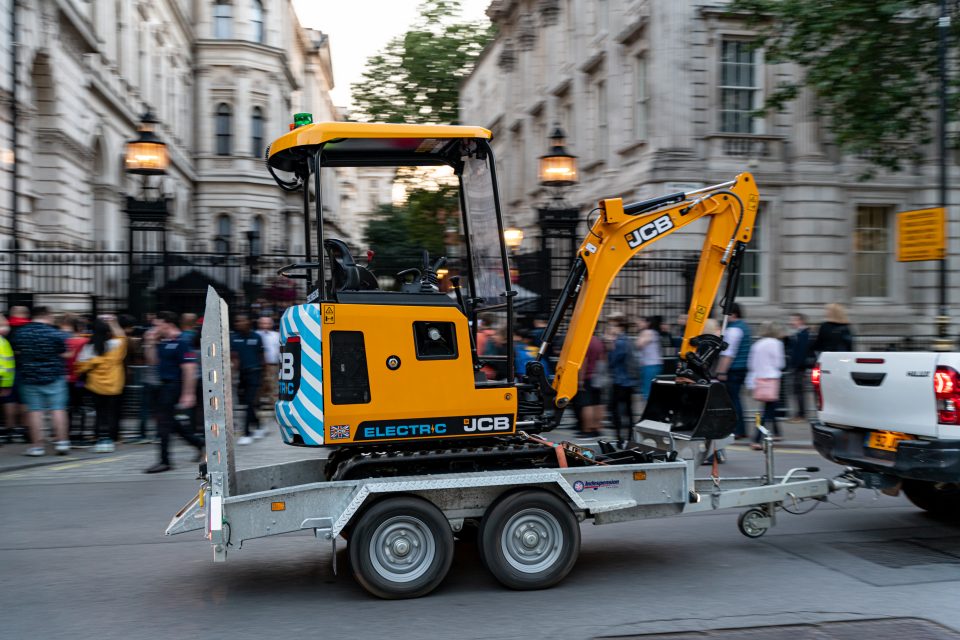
[{"xmin": 324, "ymin": 239, "xmax": 361, "ymax": 292}]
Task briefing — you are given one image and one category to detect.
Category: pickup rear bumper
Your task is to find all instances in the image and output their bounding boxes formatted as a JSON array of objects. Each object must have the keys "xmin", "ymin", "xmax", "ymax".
[{"xmin": 812, "ymin": 422, "xmax": 960, "ymax": 484}]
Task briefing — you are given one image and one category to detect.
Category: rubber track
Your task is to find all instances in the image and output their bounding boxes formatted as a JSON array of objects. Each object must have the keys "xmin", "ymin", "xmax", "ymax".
[{"xmin": 326, "ymin": 438, "xmax": 565, "ymax": 482}]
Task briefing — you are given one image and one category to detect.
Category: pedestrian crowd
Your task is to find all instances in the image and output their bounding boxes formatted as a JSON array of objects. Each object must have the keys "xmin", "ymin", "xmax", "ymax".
[
  {"xmin": 0, "ymin": 305, "xmax": 283, "ymax": 473},
  {"xmin": 474, "ymin": 302, "xmax": 854, "ymax": 449}
]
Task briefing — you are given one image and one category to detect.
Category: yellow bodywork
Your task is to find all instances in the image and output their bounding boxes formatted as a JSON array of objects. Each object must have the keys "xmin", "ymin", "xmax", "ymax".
[
  {"xmin": 321, "ymin": 303, "xmax": 517, "ymax": 444},
  {"xmin": 551, "ymin": 172, "xmax": 760, "ymax": 406}
]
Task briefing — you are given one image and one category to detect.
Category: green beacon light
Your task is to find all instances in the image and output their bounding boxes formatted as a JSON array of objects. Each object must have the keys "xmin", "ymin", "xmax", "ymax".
[{"xmin": 293, "ymin": 113, "xmax": 313, "ymax": 128}]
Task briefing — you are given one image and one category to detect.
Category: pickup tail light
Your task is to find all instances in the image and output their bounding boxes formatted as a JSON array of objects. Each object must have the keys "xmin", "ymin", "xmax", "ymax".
[
  {"xmin": 934, "ymin": 365, "xmax": 960, "ymax": 425},
  {"xmin": 811, "ymin": 364, "xmax": 823, "ymax": 411}
]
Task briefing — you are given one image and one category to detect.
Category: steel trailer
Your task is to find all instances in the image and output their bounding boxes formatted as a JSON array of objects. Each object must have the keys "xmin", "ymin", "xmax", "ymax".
[{"xmin": 166, "ymin": 290, "xmax": 858, "ymax": 599}]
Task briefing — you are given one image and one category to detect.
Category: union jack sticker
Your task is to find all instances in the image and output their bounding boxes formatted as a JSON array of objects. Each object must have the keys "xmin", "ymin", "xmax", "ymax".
[{"xmin": 329, "ymin": 424, "xmax": 351, "ymax": 440}]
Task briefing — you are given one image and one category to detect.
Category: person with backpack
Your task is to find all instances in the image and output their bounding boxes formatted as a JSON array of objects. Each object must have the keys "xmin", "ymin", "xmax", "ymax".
[
  {"xmin": 76, "ymin": 316, "xmax": 127, "ymax": 453},
  {"xmin": 606, "ymin": 313, "xmax": 639, "ymax": 443}
]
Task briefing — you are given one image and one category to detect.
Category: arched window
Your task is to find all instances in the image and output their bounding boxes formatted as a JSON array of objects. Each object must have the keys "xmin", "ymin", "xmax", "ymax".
[
  {"xmin": 251, "ymin": 106, "xmax": 264, "ymax": 157},
  {"xmin": 251, "ymin": 0, "xmax": 265, "ymax": 44},
  {"xmin": 214, "ymin": 1, "xmax": 232, "ymax": 39},
  {"xmin": 216, "ymin": 103, "xmax": 232, "ymax": 156},
  {"xmin": 215, "ymin": 214, "xmax": 232, "ymax": 253}
]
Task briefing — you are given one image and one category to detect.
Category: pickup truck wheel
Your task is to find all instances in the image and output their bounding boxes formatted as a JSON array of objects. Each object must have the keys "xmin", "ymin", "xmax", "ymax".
[
  {"xmin": 902, "ymin": 480, "xmax": 960, "ymax": 517},
  {"xmin": 480, "ymin": 490, "xmax": 580, "ymax": 590},
  {"xmin": 349, "ymin": 496, "xmax": 454, "ymax": 599}
]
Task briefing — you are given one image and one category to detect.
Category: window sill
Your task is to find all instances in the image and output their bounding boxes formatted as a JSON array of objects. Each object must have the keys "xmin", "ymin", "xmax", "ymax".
[
  {"xmin": 617, "ymin": 140, "xmax": 647, "ymax": 156},
  {"xmin": 581, "ymin": 159, "xmax": 606, "ymax": 173}
]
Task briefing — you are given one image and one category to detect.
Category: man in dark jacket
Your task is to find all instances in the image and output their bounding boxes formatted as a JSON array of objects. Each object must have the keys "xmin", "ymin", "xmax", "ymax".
[{"xmin": 787, "ymin": 313, "xmax": 811, "ymax": 422}]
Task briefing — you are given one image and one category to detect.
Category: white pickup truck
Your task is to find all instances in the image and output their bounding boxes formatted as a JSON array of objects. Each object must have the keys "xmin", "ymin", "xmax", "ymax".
[{"xmin": 812, "ymin": 352, "xmax": 960, "ymax": 516}]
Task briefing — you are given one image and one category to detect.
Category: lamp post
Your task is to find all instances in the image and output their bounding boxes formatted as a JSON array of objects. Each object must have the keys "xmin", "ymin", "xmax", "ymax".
[
  {"xmin": 124, "ymin": 109, "xmax": 170, "ymax": 319},
  {"xmin": 245, "ymin": 229, "xmax": 261, "ymax": 311},
  {"xmin": 535, "ymin": 125, "xmax": 579, "ymax": 315},
  {"xmin": 933, "ymin": 0, "xmax": 953, "ymax": 351}
]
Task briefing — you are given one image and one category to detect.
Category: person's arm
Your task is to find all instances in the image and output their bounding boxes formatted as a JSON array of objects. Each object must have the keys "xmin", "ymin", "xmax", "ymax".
[
  {"xmin": 716, "ymin": 326, "xmax": 743, "ymax": 379},
  {"xmin": 636, "ymin": 329, "xmax": 654, "ymax": 348},
  {"xmin": 144, "ymin": 328, "xmax": 159, "ymax": 366},
  {"xmin": 179, "ymin": 362, "xmax": 197, "ymax": 408}
]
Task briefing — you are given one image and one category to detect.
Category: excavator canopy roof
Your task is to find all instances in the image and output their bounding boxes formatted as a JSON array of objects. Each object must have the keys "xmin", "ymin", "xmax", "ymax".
[{"xmin": 267, "ymin": 121, "xmax": 492, "ymax": 172}]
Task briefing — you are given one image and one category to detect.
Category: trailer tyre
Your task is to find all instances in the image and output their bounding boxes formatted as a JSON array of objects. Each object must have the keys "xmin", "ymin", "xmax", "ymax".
[
  {"xmin": 902, "ymin": 480, "xmax": 960, "ymax": 517},
  {"xmin": 480, "ymin": 490, "xmax": 580, "ymax": 590},
  {"xmin": 349, "ymin": 496, "xmax": 454, "ymax": 599},
  {"xmin": 737, "ymin": 508, "xmax": 769, "ymax": 538}
]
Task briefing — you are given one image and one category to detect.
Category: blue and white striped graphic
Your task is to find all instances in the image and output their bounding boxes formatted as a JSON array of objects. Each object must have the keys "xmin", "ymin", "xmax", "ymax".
[{"xmin": 276, "ymin": 304, "xmax": 325, "ymax": 446}]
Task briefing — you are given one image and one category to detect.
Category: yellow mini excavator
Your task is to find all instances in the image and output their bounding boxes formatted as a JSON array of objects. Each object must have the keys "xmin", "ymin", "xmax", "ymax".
[{"xmin": 264, "ymin": 118, "xmax": 758, "ymax": 480}]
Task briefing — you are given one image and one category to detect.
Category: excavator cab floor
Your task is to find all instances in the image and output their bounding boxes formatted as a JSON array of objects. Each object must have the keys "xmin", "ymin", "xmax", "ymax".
[{"xmin": 639, "ymin": 376, "xmax": 737, "ymax": 441}]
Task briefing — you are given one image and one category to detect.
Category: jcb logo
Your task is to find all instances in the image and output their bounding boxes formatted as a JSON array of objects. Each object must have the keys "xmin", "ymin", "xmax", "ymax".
[
  {"xmin": 625, "ymin": 214, "xmax": 674, "ymax": 249},
  {"xmin": 280, "ymin": 353, "xmax": 296, "ymax": 381},
  {"xmin": 463, "ymin": 416, "xmax": 512, "ymax": 432}
]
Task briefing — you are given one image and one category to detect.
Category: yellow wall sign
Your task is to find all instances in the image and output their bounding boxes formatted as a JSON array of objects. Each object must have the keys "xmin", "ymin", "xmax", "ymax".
[{"xmin": 896, "ymin": 207, "xmax": 946, "ymax": 262}]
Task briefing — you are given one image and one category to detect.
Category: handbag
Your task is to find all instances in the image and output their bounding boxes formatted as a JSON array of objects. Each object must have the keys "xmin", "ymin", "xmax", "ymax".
[{"xmin": 752, "ymin": 377, "xmax": 780, "ymax": 402}]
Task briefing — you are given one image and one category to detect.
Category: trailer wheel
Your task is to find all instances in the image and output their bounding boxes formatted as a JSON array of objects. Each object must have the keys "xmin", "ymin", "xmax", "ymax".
[
  {"xmin": 480, "ymin": 490, "xmax": 580, "ymax": 590},
  {"xmin": 737, "ymin": 508, "xmax": 769, "ymax": 538},
  {"xmin": 902, "ymin": 480, "xmax": 960, "ymax": 517},
  {"xmin": 349, "ymin": 496, "xmax": 454, "ymax": 599}
]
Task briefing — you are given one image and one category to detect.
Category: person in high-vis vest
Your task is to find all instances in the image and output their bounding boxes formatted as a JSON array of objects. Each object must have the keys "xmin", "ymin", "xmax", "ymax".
[{"xmin": 0, "ymin": 314, "xmax": 15, "ymax": 444}]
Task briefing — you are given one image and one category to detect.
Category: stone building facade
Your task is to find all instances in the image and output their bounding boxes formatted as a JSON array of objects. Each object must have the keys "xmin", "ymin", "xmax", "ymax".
[
  {"xmin": 0, "ymin": 0, "xmax": 346, "ymax": 309},
  {"xmin": 460, "ymin": 0, "xmax": 959, "ymax": 338}
]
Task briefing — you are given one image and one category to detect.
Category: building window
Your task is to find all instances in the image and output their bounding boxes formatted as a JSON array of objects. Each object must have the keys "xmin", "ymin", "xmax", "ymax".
[
  {"xmin": 215, "ymin": 214, "xmax": 232, "ymax": 253},
  {"xmin": 214, "ymin": 1, "xmax": 232, "ymax": 39},
  {"xmin": 739, "ymin": 207, "xmax": 763, "ymax": 297},
  {"xmin": 251, "ymin": 0, "xmax": 264, "ymax": 43},
  {"xmin": 216, "ymin": 103, "xmax": 232, "ymax": 156},
  {"xmin": 634, "ymin": 56, "xmax": 648, "ymax": 140},
  {"xmin": 720, "ymin": 40, "xmax": 760, "ymax": 134},
  {"xmin": 854, "ymin": 205, "xmax": 891, "ymax": 297},
  {"xmin": 594, "ymin": 79, "xmax": 608, "ymax": 162},
  {"xmin": 251, "ymin": 107, "xmax": 264, "ymax": 156}
]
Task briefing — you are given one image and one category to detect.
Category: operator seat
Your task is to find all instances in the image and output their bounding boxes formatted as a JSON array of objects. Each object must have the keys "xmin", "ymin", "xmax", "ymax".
[{"xmin": 323, "ymin": 239, "xmax": 379, "ymax": 293}]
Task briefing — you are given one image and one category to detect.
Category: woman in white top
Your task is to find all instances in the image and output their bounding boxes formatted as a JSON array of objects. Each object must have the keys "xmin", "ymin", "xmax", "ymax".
[{"xmin": 746, "ymin": 321, "xmax": 785, "ymax": 448}]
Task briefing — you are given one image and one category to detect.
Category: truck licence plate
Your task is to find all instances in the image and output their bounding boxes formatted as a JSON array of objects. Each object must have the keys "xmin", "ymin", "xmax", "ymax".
[{"xmin": 867, "ymin": 430, "xmax": 912, "ymax": 452}]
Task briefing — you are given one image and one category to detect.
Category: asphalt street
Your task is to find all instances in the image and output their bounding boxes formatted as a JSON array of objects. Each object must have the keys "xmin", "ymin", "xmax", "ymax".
[{"xmin": 1, "ymin": 425, "xmax": 958, "ymax": 640}]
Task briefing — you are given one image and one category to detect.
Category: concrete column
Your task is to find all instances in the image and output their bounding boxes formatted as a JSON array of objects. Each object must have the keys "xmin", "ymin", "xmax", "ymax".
[
  {"xmin": 195, "ymin": 67, "xmax": 211, "ymax": 155},
  {"xmin": 235, "ymin": 66, "xmax": 250, "ymax": 156}
]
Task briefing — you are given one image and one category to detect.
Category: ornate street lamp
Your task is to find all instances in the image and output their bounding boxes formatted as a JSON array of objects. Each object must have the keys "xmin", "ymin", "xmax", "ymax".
[
  {"xmin": 124, "ymin": 109, "xmax": 169, "ymax": 176},
  {"xmin": 535, "ymin": 125, "xmax": 579, "ymax": 315},
  {"xmin": 538, "ymin": 125, "xmax": 578, "ymax": 189},
  {"xmin": 124, "ymin": 108, "xmax": 171, "ymax": 319}
]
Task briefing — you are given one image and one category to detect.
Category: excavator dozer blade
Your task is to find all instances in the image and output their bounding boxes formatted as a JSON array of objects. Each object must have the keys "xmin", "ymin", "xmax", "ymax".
[{"xmin": 639, "ymin": 377, "xmax": 737, "ymax": 440}]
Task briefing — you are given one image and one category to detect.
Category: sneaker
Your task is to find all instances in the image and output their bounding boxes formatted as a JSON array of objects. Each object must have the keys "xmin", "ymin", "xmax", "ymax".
[
  {"xmin": 23, "ymin": 446, "xmax": 45, "ymax": 457},
  {"xmin": 94, "ymin": 439, "xmax": 116, "ymax": 453},
  {"xmin": 253, "ymin": 428, "xmax": 267, "ymax": 440},
  {"xmin": 55, "ymin": 441, "xmax": 71, "ymax": 455},
  {"xmin": 237, "ymin": 436, "xmax": 253, "ymax": 445},
  {"xmin": 144, "ymin": 463, "xmax": 172, "ymax": 474}
]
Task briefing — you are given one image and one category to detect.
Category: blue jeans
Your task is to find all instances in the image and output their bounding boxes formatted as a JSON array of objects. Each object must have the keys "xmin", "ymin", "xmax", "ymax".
[
  {"xmin": 639, "ymin": 364, "xmax": 662, "ymax": 399},
  {"xmin": 724, "ymin": 369, "xmax": 747, "ymax": 437}
]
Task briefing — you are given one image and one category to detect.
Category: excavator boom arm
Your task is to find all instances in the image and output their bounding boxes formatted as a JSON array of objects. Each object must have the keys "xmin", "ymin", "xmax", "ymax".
[{"xmin": 549, "ymin": 172, "xmax": 759, "ymax": 407}]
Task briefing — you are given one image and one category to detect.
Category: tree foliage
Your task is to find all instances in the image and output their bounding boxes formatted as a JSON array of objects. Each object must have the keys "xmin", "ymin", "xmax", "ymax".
[
  {"xmin": 351, "ymin": 0, "xmax": 494, "ymax": 124},
  {"xmin": 730, "ymin": 0, "xmax": 960, "ymax": 173},
  {"xmin": 363, "ymin": 186, "xmax": 459, "ymax": 285}
]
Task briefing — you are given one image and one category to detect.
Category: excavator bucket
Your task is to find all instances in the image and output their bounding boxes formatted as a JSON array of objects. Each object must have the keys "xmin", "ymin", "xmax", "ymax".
[{"xmin": 639, "ymin": 377, "xmax": 737, "ymax": 440}]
